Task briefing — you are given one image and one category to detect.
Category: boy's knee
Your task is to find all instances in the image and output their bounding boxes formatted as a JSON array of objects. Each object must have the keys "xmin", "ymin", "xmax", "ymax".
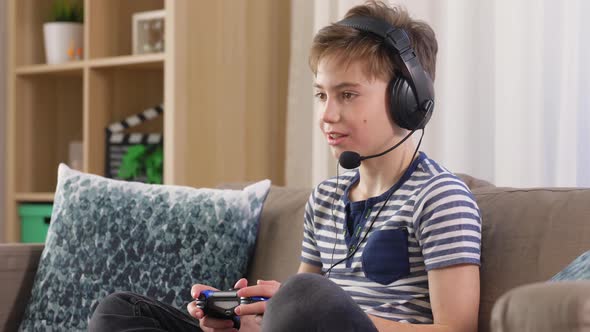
[
  {"xmin": 263, "ymin": 273, "xmax": 376, "ymax": 332},
  {"xmin": 89, "ymin": 292, "xmax": 135, "ymax": 331},
  {"xmin": 278, "ymin": 273, "xmax": 346, "ymax": 303},
  {"xmin": 265, "ymin": 273, "xmax": 345, "ymax": 319},
  {"xmin": 93, "ymin": 291, "xmax": 134, "ymax": 314},
  {"xmin": 279, "ymin": 273, "xmax": 335, "ymax": 295}
]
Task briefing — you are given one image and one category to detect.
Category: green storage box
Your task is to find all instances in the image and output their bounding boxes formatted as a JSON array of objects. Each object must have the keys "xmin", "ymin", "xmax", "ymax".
[{"xmin": 19, "ymin": 204, "xmax": 53, "ymax": 243}]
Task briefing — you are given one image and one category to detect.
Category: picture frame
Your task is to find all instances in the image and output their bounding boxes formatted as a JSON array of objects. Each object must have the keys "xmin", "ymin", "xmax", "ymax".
[{"xmin": 132, "ymin": 9, "xmax": 165, "ymax": 55}]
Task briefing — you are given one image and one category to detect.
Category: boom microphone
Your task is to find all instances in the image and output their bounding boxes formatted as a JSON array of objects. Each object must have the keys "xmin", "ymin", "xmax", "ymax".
[{"xmin": 338, "ymin": 129, "xmax": 417, "ymax": 169}]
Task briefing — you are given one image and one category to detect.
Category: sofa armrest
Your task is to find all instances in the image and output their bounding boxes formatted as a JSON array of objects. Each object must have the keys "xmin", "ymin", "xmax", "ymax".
[
  {"xmin": 0, "ymin": 243, "xmax": 44, "ymax": 332},
  {"xmin": 490, "ymin": 281, "xmax": 590, "ymax": 332}
]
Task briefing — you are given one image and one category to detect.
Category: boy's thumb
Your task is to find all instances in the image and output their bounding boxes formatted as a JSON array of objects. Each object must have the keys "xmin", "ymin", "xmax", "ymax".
[{"xmin": 234, "ymin": 278, "xmax": 248, "ymax": 289}]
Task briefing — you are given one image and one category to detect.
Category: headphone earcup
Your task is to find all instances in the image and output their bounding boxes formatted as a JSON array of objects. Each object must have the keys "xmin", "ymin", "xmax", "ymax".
[{"xmin": 389, "ymin": 76, "xmax": 429, "ymax": 130}]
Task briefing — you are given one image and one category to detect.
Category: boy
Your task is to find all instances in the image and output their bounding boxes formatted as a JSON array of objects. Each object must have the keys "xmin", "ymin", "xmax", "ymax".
[
  {"xmin": 91, "ymin": 1, "xmax": 481, "ymax": 331},
  {"xmin": 225, "ymin": 1, "xmax": 481, "ymax": 331}
]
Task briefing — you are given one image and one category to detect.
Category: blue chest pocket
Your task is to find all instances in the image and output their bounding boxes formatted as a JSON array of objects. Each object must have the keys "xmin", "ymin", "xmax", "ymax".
[{"xmin": 362, "ymin": 228, "xmax": 410, "ymax": 285}]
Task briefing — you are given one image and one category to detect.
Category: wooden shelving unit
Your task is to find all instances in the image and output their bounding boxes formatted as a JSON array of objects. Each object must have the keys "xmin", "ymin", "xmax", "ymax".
[
  {"xmin": 14, "ymin": 193, "xmax": 56, "ymax": 203},
  {"xmin": 5, "ymin": 0, "xmax": 290, "ymax": 242},
  {"xmin": 15, "ymin": 62, "xmax": 86, "ymax": 76}
]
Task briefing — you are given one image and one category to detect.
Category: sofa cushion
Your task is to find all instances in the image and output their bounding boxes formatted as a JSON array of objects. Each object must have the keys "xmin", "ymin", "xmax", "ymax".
[
  {"xmin": 473, "ymin": 186, "xmax": 590, "ymax": 332},
  {"xmin": 490, "ymin": 281, "xmax": 590, "ymax": 332},
  {"xmin": 457, "ymin": 173, "xmax": 495, "ymax": 190},
  {"xmin": 19, "ymin": 164, "xmax": 270, "ymax": 332},
  {"xmin": 216, "ymin": 183, "xmax": 312, "ymax": 284},
  {"xmin": 551, "ymin": 250, "xmax": 590, "ymax": 281},
  {"xmin": 245, "ymin": 185, "xmax": 312, "ymax": 284},
  {"xmin": 0, "ymin": 244, "xmax": 44, "ymax": 332}
]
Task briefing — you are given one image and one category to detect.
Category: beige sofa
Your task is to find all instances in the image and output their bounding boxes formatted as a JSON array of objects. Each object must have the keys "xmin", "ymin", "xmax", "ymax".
[{"xmin": 1, "ymin": 175, "xmax": 589, "ymax": 332}]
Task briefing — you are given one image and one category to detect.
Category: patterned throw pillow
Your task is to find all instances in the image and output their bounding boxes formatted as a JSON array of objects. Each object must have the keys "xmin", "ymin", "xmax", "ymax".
[
  {"xmin": 19, "ymin": 164, "xmax": 270, "ymax": 331},
  {"xmin": 550, "ymin": 250, "xmax": 590, "ymax": 281}
]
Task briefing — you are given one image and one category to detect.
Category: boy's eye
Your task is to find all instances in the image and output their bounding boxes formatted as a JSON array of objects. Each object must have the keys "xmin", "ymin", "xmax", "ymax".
[
  {"xmin": 342, "ymin": 92, "xmax": 355, "ymax": 100},
  {"xmin": 315, "ymin": 92, "xmax": 327, "ymax": 101}
]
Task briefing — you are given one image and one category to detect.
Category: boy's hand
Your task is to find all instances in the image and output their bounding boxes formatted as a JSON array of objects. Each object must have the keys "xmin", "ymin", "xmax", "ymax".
[
  {"xmin": 187, "ymin": 281, "xmax": 262, "ymax": 332},
  {"xmin": 187, "ymin": 284, "xmax": 235, "ymax": 331},
  {"xmin": 187, "ymin": 283, "xmax": 218, "ymax": 319},
  {"xmin": 234, "ymin": 279, "xmax": 281, "ymax": 316},
  {"xmin": 233, "ymin": 279, "xmax": 263, "ymax": 330}
]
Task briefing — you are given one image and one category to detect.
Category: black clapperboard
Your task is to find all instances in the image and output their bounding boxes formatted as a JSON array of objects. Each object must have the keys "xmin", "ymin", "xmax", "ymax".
[{"xmin": 105, "ymin": 104, "xmax": 163, "ymax": 183}]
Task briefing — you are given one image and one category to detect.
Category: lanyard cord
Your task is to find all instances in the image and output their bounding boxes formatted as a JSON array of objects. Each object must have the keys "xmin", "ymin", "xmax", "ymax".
[{"xmin": 324, "ymin": 129, "xmax": 425, "ymax": 278}]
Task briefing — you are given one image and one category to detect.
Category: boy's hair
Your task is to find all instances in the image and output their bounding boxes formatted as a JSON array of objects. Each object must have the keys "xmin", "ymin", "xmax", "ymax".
[{"xmin": 309, "ymin": 1, "xmax": 438, "ymax": 82}]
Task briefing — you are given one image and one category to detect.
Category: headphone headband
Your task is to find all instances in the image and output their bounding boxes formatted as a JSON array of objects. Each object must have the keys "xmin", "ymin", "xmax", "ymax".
[{"xmin": 336, "ymin": 16, "xmax": 435, "ymax": 116}]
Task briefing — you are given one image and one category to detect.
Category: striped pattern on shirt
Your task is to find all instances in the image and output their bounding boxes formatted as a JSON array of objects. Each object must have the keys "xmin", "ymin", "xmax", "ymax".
[{"xmin": 300, "ymin": 153, "xmax": 482, "ymax": 323}]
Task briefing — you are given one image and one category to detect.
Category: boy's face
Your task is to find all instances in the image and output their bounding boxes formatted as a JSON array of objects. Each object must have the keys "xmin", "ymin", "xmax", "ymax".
[{"xmin": 314, "ymin": 58, "xmax": 398, "ymax": 160}]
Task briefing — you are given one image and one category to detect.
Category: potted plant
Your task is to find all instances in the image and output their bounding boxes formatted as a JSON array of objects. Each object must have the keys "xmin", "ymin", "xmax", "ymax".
[{"xmin": 43, "ymin": 0, "xmax": 84, "ymax": 64}]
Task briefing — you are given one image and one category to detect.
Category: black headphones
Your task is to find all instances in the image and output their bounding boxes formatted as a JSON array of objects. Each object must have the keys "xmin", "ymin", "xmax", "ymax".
[{"xmin": 336, "ymin": 16, "xmax": 435, "ymax": 130}]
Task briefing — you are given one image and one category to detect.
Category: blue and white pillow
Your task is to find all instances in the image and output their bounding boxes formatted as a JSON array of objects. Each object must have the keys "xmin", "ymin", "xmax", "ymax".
[
  {"xmin": 551, "ymin": 250, "xmax": 590, "ymax": 281},
  {"xmin": 19, "ymin": 164, "xmax": 270, "ymax": 331}
]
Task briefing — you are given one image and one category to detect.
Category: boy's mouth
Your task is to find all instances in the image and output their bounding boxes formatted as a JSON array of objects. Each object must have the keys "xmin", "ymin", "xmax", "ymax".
[{"xmin": 326, "ymin": 132, "xmax": 348, "ymax": 145}]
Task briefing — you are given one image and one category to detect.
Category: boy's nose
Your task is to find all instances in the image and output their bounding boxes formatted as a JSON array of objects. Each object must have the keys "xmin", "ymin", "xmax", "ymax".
[{"xmin": 321, "ymin": 100, "xmax": 341, "ymax": 123}]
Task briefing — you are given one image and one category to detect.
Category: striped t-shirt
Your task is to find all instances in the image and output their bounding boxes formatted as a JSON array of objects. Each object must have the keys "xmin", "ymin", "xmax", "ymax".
[{"xmin": 300, "ymin": 152, "xmax": 482, "ymax": 323}]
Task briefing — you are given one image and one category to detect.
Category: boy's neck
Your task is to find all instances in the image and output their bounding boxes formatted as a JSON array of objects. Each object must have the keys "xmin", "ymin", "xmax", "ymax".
[{"xmin": 349, "ymin": 142, "xmax": 417, "ymax": 202}]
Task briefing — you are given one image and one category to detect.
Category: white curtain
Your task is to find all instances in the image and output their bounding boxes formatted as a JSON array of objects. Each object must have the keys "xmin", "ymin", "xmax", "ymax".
[{"xmin": 285, "ymin": 0, "xmax": 590, "ymax": 188}]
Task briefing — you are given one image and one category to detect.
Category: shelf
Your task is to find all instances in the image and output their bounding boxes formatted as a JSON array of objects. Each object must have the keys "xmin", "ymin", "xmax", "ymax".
[
  {"xmin": 88, "ymin": 0, "xmax": 164, "ymax": 59},
  {"xmin": 14, "ymin": 193, "xmax": 55, "ymax": 203},
  {"xmin": 15, "ymin": 61, "xmax": 85, "ymax": 76},
  {"xmin": 6, "ymin": 0, "xmax": 289, "ymax": 244},
  {"xmin": 85, "ymin": 66, "xmax": 163, "ymax": 176},
  {"xmin": 88, "ymin": 53, "xmax": 164, "ymax": 70},
  {"xmin": 12, "ymin": 0, "xmax": 59, "ymax": 66},
  {"xmin": 13, "ymin": 54, "xmax": 164, "ymax": 77},
  {"xmin": 14, "ymin": 75, "xmax": 83, "ymax": 193}
]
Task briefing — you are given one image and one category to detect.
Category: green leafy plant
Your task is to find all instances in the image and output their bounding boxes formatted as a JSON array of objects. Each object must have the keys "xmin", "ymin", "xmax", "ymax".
[
  {"xmin": 49, "ymin": 0, "xmax": 84, "ymax": 23},
  {"xmin": 118, "ymin": 145, "xmax": 164, "ymax": 184}
]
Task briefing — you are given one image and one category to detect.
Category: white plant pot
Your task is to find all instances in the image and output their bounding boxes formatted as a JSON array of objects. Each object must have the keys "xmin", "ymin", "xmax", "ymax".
[{"xmin": 43, "ymin": 22, "xmax": 84, "ymax": 64}]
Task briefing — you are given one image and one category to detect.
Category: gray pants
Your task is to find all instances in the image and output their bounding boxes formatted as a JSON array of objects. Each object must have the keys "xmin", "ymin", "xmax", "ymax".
[
  {"xmin": 262, "ymin": 273, "xmax": 378, "ymax": 332},
  {"xmin": 89, "ymin": 273, "xmax": 378, "ymax": 332}
]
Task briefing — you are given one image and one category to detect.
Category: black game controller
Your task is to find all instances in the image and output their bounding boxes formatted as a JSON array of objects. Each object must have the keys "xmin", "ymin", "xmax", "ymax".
[{"xmin": 196, "ymin": 290, "xmax": 269, "ymax": 330}]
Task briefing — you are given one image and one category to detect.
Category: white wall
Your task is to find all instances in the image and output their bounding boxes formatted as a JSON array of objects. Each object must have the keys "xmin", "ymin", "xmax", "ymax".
[{"xmin": 0, "ymin": 0, "xmax": 6, "ymax": 241}]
